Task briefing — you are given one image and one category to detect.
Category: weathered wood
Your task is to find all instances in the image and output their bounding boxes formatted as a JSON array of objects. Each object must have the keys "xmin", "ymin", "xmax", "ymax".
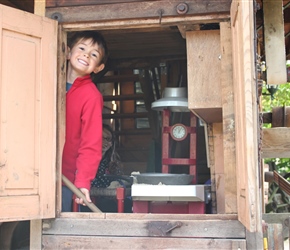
[
  {"xmin": 56, "ymin": 26, "xmax": 67, "ymax": 216},
  {"xmin": 262, "ymin": 128, "xmax": 290, "ymax": 158},
  {"xmin": 220, "ymin": 21, "xmax": 237, "ymax": 214},
  {"xmin": 30, "ymin": 220, "xmax": 42, "ymax": 250},
  {"xmin": 263, "ymin": 213, "xmax": 290, "ymax": 239},
  {"xmin": 45, "ymin": 0, "xmax": 231, "ymax": 23},
  {"xmin": 42, "ymin": 235, "xmax": 246, "ymax": 249},
  {"xmin": 58, "ymin": 213, "xmax": 239, "ymax": 220},
  {"xmin": 43, "ymin": 217, "xmax": 245, "ymax": 238},
  {"xmin": 267, "ymin": 224, "xmax": 284, "ymax": 250},
  {"xmin": 212, "ymin": 123, "xmax": 225, "ymax": 213},
  {"xmin": 207, "ymin": 124, "xmax": 217, "ymax": 214},
  {"xmin": 187, "ymin": 30, "xmax": 222, "ymax": 123},
  {"xmin": 46, "ymin": 0, "xmax": 150, "ymax": 7},
  {"xmin": 231, "ymin": 0, "xmax": 262, "ymax": 236},
  {"xmin": 246, "ymin": 230, "xmax": 264, "ymax": 250},
  {"xmin": 264, "ymin": 0, "xmax": 287, "ymax": 85}
]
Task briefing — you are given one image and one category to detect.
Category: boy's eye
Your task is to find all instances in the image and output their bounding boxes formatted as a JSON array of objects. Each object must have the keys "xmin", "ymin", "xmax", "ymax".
[
  {"xmin": 78, "ymin": 46, "xmax": 84, "ymax": 50},
  {"xmin": 91, "ymin": 53, "xmax": 97, "ymax": 58}
]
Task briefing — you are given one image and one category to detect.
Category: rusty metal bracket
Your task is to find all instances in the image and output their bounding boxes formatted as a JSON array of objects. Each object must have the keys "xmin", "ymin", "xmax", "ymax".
[{"xmin": 147, "ymin": 221, "xmax": 182, "ymax": 236}]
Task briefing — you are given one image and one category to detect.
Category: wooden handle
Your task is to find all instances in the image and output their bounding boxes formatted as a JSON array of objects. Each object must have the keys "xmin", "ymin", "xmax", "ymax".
[{"xmin": 62, "ymin": 174, "xmax": 102, "ymax": 213}]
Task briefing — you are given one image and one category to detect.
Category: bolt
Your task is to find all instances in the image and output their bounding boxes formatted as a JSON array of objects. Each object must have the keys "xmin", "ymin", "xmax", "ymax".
[{"xmin": 176, "ymin": 3, "xmax": 189, "ymax": 15}]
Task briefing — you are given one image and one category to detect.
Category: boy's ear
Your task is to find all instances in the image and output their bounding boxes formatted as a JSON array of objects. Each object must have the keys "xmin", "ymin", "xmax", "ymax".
[
  {"xmin": 66, "ymin": 46, "xmax": 71, "ymax": 60},
  {"xmin": 93, "ymin": 63, "xmax": 105, "ymax": 74}
]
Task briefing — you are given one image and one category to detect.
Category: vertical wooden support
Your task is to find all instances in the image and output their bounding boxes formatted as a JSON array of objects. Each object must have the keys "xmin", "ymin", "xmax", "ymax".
[
  {"xmin": 57, "ymin": 26, "xmax": 67, "ymax": 216},
  {"xmin": 212, "ymin": 123, "xmax": 225, "ymax": 213},
  {"xmin": 208, "ymin": 124, "xmax": 217, "ymax": 213},
  {"xmin": 264, "ymin": 0, "xmax": 287, "ymax": 85},
  {"xmin": 220, "ymin": 22, "xmax": 237, "ymax": 213},
  {"xmin": 34, "ymin": 0, "xmax": 46, "ymax": 16},
  {"xmin": 231, "ymin": 0, "xmax": 263, "ymax": 237},
  {"xmin": 30, "ymin": 220, "xmax": 42, "ymax": 250}
]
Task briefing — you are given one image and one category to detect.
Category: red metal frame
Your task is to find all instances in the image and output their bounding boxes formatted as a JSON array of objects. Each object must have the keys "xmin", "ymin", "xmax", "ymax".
[
  {"xmin": 133, "ymin": 200, "xmax": 205, "ymax": 214},
  {"xmin": 161, "ymin": 109, "xmax": 197, "ymax": 184}
]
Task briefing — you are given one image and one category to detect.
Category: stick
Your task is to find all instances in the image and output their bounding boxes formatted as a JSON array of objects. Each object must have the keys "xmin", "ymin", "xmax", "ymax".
[{"xmin": 62, "ymin": 174, "xmax": 102, "ymax": 213}]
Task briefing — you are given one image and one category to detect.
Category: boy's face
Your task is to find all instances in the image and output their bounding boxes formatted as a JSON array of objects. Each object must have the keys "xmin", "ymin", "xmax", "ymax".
[{"xmin": 68, "ymin": 38, "xmax": 105, "ymax": 76}]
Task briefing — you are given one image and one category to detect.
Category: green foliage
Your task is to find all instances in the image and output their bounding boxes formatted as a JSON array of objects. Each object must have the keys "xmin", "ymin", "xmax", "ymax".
[
  {"xmin": 262, "ymin": 82, "xmax": 290, "ymax": 175},
  {"xmin": 262, "ymin": 83, "xmax": 290, "ymax": 113},
  {"xmin": 262, "ymin": 82, "xmax": 290, "ymax": 213}
]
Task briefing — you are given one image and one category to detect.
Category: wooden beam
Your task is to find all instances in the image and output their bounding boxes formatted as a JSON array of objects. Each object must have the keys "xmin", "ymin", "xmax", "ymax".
[
  {"xmin": 45, "ymin": 0, "xmax": 231, "ymax": 23},
  {"xmin": 262, "ymin": 128, "xmax": 290, "ymax": 158},
  {"xmin": 264, "ymin": 0, "xmax": 287, "ymax": 84},
  {"xmin": 187, "ymin": 30, "xmax": 222, "ymax": 123}
]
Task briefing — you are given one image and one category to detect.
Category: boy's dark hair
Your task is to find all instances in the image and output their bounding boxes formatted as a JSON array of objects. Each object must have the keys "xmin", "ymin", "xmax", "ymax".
[{"xmin": 68, "ymin": 31, "xmax": 109, "ymax": 65}]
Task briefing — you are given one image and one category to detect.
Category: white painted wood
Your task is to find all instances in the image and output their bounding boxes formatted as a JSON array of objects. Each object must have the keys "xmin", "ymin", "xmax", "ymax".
[{"xmin": 0, "ymin": 4, "xmax": 57, "ymax": 222}]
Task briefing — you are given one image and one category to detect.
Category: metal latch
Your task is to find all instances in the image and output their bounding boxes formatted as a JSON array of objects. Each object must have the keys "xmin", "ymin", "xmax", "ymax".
[{"xmin": 147, "ymin": 221, "xmax": 183, "ymax": 236}]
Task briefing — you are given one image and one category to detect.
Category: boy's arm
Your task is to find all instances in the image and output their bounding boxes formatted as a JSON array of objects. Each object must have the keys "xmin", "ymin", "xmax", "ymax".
[{"xmin": 74, "ymin": 93, "xmax": 103, "ymax": 191}]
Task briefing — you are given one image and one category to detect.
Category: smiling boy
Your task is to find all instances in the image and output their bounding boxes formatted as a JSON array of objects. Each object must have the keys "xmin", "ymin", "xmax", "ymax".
[{"xmin": 62, "ymin": 31, "xmax": 108, "ymax": 212}]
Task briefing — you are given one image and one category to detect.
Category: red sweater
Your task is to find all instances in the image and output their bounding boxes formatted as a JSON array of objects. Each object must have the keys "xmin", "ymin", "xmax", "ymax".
[{"xmin": 62, "ymin": 75, "xmax": 103, "ymax": 190}]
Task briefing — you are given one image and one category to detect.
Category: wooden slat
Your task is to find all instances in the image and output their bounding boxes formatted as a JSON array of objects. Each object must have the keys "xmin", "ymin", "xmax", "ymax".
[
  {"xmin": 42, "ymin": 235, "xmax": 246, "ymax": 249},
  {"xmin": 220, "ymin": 21, "xmax": 237, "ymax": 213},
  {"xmin": 45, "ymin": 0, "xmax": 231, "ymax": 23},
  {"xmin": 43, "ymin": 217, "xmax": 245, "ymax": 238},
  {"xmin": 262, "ymin": 128, "xmax": 290, "ymax": 158}
]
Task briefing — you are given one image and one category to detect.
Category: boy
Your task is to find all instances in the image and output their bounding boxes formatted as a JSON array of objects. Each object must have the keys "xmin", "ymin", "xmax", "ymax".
[{"xmin": 62, "ymin": 31, "xmax": 108, "ymax": 212}]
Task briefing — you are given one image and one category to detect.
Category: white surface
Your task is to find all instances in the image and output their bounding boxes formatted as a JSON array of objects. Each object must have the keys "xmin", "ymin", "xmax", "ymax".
[{"xmin": 131, "ymin": 184, "xmax": 207, "ymax": 201}]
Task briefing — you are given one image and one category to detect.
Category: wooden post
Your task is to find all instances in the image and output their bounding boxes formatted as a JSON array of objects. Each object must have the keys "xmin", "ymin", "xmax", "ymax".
[
  {"xmin": 263, "ymin": 0, "xmax": 287, "ymax": 85},
  {"xmin": 34, "ymin": 0, "xmax": 46, "ymax": 16},
  {"xmin": 220, "ymin": 21, "xmax": 237, "ymax": 213},
  {"xmin": 267, "ymin": 224, "xmax": 284, "ymax": 250}
]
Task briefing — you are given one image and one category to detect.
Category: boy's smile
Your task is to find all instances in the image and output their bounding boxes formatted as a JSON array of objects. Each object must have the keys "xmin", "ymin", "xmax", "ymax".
[{"xmin": 67, "ymin": 38, "xmax": 105, "ymax": 81}]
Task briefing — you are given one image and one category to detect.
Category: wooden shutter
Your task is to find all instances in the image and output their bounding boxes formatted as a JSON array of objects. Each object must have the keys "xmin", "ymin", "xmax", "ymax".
[
  {"xmin": 0, "ymin": 4, "xmax": 57, "ymax": 221},
  {"xmin": 230, "ymin": 0, "xmax": 262, "ymax": 232}
]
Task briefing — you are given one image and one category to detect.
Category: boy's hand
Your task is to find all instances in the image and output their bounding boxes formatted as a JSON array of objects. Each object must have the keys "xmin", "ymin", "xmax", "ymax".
[{"xmin": 75, "ymin": 188, "xmax": 92, "ymax": 206}]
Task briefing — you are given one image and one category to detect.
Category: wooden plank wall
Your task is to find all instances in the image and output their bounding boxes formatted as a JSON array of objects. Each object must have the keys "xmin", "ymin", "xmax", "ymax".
[{"xmin": 42, "ymin": 214, "xmax": 246, "ymax": 249}]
